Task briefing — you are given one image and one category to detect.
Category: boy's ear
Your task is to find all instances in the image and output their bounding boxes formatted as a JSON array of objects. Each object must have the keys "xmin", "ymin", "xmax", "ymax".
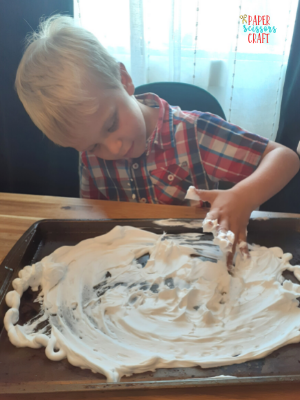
[{"xmin": 119, "ymin": 62, "xmax": 135, "ymax": 96}]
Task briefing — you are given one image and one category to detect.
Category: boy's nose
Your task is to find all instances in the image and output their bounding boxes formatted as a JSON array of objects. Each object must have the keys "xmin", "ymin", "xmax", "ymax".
[{"xmin": 106, "ymin": 138, "xmax": 123, "ymax": 156}]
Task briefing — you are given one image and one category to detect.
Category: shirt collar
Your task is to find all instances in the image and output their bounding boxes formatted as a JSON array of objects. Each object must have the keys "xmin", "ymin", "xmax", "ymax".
[{"xmin": 135, "ymin": 92, "xmax": 175, "ymax": 151}]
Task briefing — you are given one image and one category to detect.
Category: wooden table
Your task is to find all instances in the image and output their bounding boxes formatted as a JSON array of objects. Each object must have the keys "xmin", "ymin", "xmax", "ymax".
[{"xmin": 1, "ymin": 192, "xmax": 300, "ymax": 400}]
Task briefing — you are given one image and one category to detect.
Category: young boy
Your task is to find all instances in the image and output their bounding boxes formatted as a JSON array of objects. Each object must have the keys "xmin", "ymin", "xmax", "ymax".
[{"xmin": 15, "ymin": 15, "xmax": 299, "ymax": 260}]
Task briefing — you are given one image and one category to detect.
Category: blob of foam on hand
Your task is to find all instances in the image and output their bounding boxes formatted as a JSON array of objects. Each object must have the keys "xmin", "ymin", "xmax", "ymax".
[
  {"xmin": 185, "ymin": 186, "xmax": 200, "ymax": 201},
  {"xmin": 184, "ymin": 186, "xmax": 201, "ymax": 207},
  {"xmin": 202, "ymin": 218, "xmax": 235, "ymax": 253}
]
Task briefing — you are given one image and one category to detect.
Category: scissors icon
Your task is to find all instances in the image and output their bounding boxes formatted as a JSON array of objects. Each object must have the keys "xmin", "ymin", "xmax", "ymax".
[{"xmin": 240, "ymin": 14, "xmax": 247, "ymax": 24}]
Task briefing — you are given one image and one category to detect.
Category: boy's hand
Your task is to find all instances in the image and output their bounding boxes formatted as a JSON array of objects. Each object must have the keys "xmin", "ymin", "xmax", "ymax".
[
  {"xmin": 194, "ymin": 188, "xmax": 252, "ymax": 267},
  {"xmin": 192, "ymin": 141, "xmax": 300, "ymax": 268}
]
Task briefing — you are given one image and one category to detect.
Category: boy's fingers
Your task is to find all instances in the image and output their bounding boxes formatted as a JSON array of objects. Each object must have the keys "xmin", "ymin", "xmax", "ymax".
[
  {"xmin": 226, "ymin": 229, "xmax": 250, "ymax": 270},
  {"xmin": 217, "ymin": 218, "xmax": 229, "ymax": 234},
  {"xmin": 226, "ymin": 226, "xmax": 238, "ymax": 271},
  {"xmin": 238, "ymin": 230, "xmax": 250, "ymax": 259},
  {"xmin": 226, "ymin": 247, "xmax": 235, "ymax": 271},
  {"xmin": 194, "ymin": 189, "xmax": 218, "ymax": 204},
  {"xmin": 205, "ymin": 210, "xmax": 218, "ymax": 221}
]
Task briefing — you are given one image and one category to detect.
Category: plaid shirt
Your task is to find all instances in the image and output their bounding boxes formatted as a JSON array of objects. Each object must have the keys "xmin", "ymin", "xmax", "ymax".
[{"xmin": 80, "ymin": 93, "xmax": 268, "ymax": 205}]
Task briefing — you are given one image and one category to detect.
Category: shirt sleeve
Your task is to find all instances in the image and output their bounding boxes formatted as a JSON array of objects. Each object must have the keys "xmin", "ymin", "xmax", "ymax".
[
  {"xmin": 79, "ymin": 153, "xmax": 108, "ymax": 200},
  {"xmin": 197, "ymin": 112, "xmax": 269, "ymax": 183}
]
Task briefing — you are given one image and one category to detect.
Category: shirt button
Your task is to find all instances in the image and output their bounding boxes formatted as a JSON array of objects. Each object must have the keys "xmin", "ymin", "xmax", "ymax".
[
  {"xmin": 133, "ymin": 163, "xmax": 139, "ymax": 170},
  {"xmin": 181, "ymin": 161, "xmax": 188, "ymax": 167},
  {"xmin": 132, "ymin": 194, "xmax": 136, "ymax": 199},
  {"xmin": 140, "ymin": 198, "xmax": 147, "ymax": 203},
  {"xmin": 168, "ymin": 174, "xmax": 174, "ymax": 181},
  {"xmin": 127, "ymin": 182, "xmax": 130, "ymax": 186}
]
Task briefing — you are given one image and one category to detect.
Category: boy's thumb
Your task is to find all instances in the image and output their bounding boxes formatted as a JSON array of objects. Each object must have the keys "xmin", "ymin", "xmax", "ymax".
[{"xmin": 194, "ymin": 189, "xmax": 216, "ymax": 204}]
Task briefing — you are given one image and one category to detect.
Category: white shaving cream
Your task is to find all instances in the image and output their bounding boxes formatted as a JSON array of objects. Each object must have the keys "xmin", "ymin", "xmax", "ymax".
[
  {"xmin": 202, "ymin": 218, "xmax": 235, "ymax": 253},
  {"xmin": 184, "ymin": 186, "xmax": 201, "ymax": 206},
  {"xmin": 185, "ymin": 186, "xmax": 200, "ymax": 201},
  {"xmin": 4, "ymin": 226, "xmax": 300, "ymax": 382}
]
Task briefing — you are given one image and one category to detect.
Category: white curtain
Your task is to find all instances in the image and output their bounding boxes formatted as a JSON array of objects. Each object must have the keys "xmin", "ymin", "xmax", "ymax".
[{"xmin": 74, "ymin": 0, "xmax": 298, "ymax": 140}]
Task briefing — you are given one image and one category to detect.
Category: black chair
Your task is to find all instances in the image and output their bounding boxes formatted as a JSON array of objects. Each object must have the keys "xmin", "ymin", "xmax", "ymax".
[{"xmin": 135, "ymin": 81, "xmax": 226, "ymax": 120}]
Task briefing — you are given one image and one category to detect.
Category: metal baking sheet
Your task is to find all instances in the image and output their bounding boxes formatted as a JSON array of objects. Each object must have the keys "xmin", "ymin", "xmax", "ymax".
[{"xmin": 1, "ymin": 218, "xmax": 300, "ymax": 394}]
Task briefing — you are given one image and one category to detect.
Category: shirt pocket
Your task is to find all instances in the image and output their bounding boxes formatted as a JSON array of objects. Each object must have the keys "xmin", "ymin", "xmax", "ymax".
[{"xmin": 149, "ymin": 164, "xmax": 193, "ymax": 205}]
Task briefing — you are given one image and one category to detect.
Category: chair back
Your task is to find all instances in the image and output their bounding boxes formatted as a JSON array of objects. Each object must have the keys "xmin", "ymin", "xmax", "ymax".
[{"xmin": 135, "ymin": 82, "xmax": 226, "ymax": 120}]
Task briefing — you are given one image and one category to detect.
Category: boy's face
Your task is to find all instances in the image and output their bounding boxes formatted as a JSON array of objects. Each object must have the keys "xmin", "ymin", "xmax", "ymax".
[{"xmin": 60, "ymin": 67, "xmax": 157, "ymax": 161}]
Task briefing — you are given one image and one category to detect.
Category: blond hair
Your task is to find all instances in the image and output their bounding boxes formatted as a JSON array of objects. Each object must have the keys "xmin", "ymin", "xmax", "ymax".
[{"xmin": 15, "ymin": 15, "xmax": 122, "ymax": 144}]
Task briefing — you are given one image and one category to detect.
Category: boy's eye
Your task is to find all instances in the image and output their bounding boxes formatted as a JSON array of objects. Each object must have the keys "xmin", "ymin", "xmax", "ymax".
[{"xmin": 108, "ymin": 116, "xmax": 118, "ymax": 132}]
